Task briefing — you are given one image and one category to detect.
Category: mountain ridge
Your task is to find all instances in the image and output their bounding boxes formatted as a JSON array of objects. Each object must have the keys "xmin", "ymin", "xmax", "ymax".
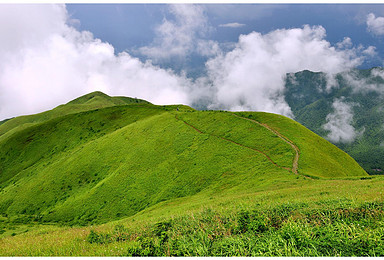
[
  {"xmin": 284, "ymin": 67, "xmax": 384, "ymax": 174},
  {"xmin": 0, "ymin": 91, "xmax": 367, "ymax": 226},
  {"xmin": 0, "ymin": 91, "xmax": 151, "ymax": 139}
]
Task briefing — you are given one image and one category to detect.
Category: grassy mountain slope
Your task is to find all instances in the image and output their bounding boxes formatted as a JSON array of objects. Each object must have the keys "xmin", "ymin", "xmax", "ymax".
[
  {"xmin": 0, "ymin": 92, "xmax": 375, "ymax": 256},
  {"xmin": 235, "ymin": 112, "xmax": 365, "ymax": 178},
  {"xmin": 0, "ymin": 92, "xmax": 367, "ymax": 228},
  {"xmin": 0, "ymin": 91, "xmax": 150, "ymax": 139}
]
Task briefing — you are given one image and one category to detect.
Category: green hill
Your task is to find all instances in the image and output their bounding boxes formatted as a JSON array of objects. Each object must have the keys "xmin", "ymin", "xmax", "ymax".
[
  {"xmin": 0, "ymin": 92, "xmax": 366, "ymax": 225},
  {"xmin": 0, "ymin": 91, "xmax": 150, "ymax": 141},
  {"xmin": 0, "ymin": 92, "xmax": 375, "ymax": 256}
]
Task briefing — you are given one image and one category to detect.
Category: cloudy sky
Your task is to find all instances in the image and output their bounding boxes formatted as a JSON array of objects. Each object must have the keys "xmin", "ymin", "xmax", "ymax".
[{"xmin": 1, "ymin": 3, "xmax": 384, "ymax": 121}]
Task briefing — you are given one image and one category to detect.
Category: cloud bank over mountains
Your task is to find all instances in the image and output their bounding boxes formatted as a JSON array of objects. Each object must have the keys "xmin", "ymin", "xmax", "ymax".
[
  {"xmin": 205, "ymin": 25, "xmax": 371, "ymax": 115},
  {"xmin": 0, "ymin": 4, "xmax": 378, "ymax": 127},
  {"xmin": 0, "ymin": 4, "xmax": 192, "ymax": 120}
]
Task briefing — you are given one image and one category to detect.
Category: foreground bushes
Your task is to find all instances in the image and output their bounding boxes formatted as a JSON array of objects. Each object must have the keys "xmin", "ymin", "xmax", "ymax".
[{"xmin": 86, "ymin": 201, "xmax": 384, "ymax": 256}]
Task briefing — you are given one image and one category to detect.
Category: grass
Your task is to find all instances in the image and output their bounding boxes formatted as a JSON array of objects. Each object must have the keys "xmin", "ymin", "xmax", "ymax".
[
  {"xmin": 178, "ymin": 111, "xmax": 295, "ymax": 170},
  {"xmin": 120, "ymin": 201, "xmax": 384, "ymax": 256},
  {"xmin": 0, "ymin": 91, "xmax": 372, "ymax": 256},
  {"xmin": 235, "ymin": 112, "xmax": 366, "ymax": 178},
  {"xmin": 0, "ymin": 91, "xmax": 150, "ymax": 138},
  {"xmin": 1, "ymin": 175, "xmax": 384, "ymax": 256}
]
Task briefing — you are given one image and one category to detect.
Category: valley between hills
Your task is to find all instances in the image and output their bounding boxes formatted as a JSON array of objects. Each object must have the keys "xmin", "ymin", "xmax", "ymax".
[{"xmin": 0, "ymin": 91, "xmax": 384, "ymax": 256}]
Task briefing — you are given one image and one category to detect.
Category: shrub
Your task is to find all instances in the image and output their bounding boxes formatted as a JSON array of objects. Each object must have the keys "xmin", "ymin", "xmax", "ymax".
[
  {"xmin": 126, "ymin": 236, "xmax": 160, "ymax": 256},
  {"xmin": 86, "ymin": 230, "xmax": 110, "ymax": 244},
  {"xmin": 237, "ymin": 210, "xmax": 250, "ymax": 233},
  {"xmin": 113, "ymin": 224, "xmax": 130, "ymax": 242},
  {"xmin": 153, "ymin": 221, "xmax": 172, "ymax": 244}
]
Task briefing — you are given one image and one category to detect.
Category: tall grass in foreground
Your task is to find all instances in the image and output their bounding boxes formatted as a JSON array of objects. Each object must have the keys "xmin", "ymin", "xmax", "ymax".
[
  {"xmin": 85, "ymin": 201, "xmax": 384, "ymax": 257},
  {"xmin": 1, "ymin": 177, "xmax": 384, "ymax": 256}
]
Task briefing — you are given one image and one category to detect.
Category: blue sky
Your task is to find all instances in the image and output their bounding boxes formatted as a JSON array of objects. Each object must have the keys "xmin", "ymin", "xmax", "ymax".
[
  {"xmin": 2, "ymin": 3, "xmax": 384, "ymax": 120},
  {"xmin": 66, "ymin": 4, "xmax": 384, "ymax": 71}
]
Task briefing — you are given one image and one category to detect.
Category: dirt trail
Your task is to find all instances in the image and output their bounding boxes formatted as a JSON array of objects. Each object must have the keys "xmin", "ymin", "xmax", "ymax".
[
  {"xmin": 174, "ymin": 114, "xmax": 291, "ymax": 172},
  {"xmin": 232, "ymin": 114, "xmax": 300, "ymax": 175},
  {"xmin": 179, "ymin": 117, "xmax": 203, "ymax": 133}
]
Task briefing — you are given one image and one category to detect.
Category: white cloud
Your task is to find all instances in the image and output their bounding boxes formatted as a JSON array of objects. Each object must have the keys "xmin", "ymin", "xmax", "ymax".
[
  {"xmin": 0, "ymin": 4, "xmax": 67, "ymax": 59},
  {"xmin": 138, "ymin": 4, "xmax": 219, "ymax": 62},
  {"xmin": 322, "ymin": 97, "xmax": 363, "ymax": 143},
  {"xmin": 340, "ymin": 68, "xmax": 384, "ymax": 95},
  {"xmin": 336, "ymin": 37, "xmax": 353, "ymax": 49},
  {"xmin": 367, "ymin": 13, "xmax": 384, "ymax": 35},
  {"xmin": 363, "ymin": 45, "xmax": 377, "ymax": 56},
  {"xmin": 219, "ymin": 22, "xmax": 246, "ymax": 28},
  {"xmin": 324, "ymin": 38, "xmax": 376, "ymax": 92},
  {"xmin": 202, "ymin": 25, "xmax": 365, "ymax": 116},
  {"xmin": 371, "ymin": 67, "xmax": 384, "ymax": 79},
  {"xmin": 0, "ymin": 4, "xmax": 193, "ymax": 120},
  {"xmin": 0, "ymin": 5, "xmax": 374, "ymax": 122}
]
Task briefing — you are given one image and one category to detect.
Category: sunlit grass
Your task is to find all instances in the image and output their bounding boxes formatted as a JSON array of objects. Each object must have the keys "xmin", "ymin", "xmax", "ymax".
[
  {"xmin": 1, "ymin": 175, "xmax": 384, "ymax": 256},
  {"xmin": 0, "ymin": 92, "xmax": 372, "ymax": 256}
]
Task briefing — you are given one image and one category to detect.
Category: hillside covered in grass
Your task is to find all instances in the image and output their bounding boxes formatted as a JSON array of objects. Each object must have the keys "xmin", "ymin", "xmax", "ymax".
[
  {"xmin": 0, "ymin": 91, "xmax": 373, "ymax": 256},
  {"xmin": 0, "ymin": 91, "xmax": 149, "ymax": 140}
]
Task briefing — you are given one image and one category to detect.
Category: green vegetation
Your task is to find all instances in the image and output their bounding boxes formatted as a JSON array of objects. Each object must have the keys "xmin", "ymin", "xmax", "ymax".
[
  {"xmin": 0, "ymin": 91, "xmax": 375, "ymax": 256},
  {"xmin": 285, "ymin": 68, "xmax": 384, "ymax": 174},
  {"xmin": 0, "ymin": 91, "xmax": 150, "ymax": 139},
  {"xmin": 235, "ymin": 112, "xmax": 365, "ymax": 178},
  {"xmin": 94, "ymin": 201, "xmax": 384, "ymax": 257},
  {"xmin": 1, "ymin": 175, "xmax": 384, "ymax": 256}
]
